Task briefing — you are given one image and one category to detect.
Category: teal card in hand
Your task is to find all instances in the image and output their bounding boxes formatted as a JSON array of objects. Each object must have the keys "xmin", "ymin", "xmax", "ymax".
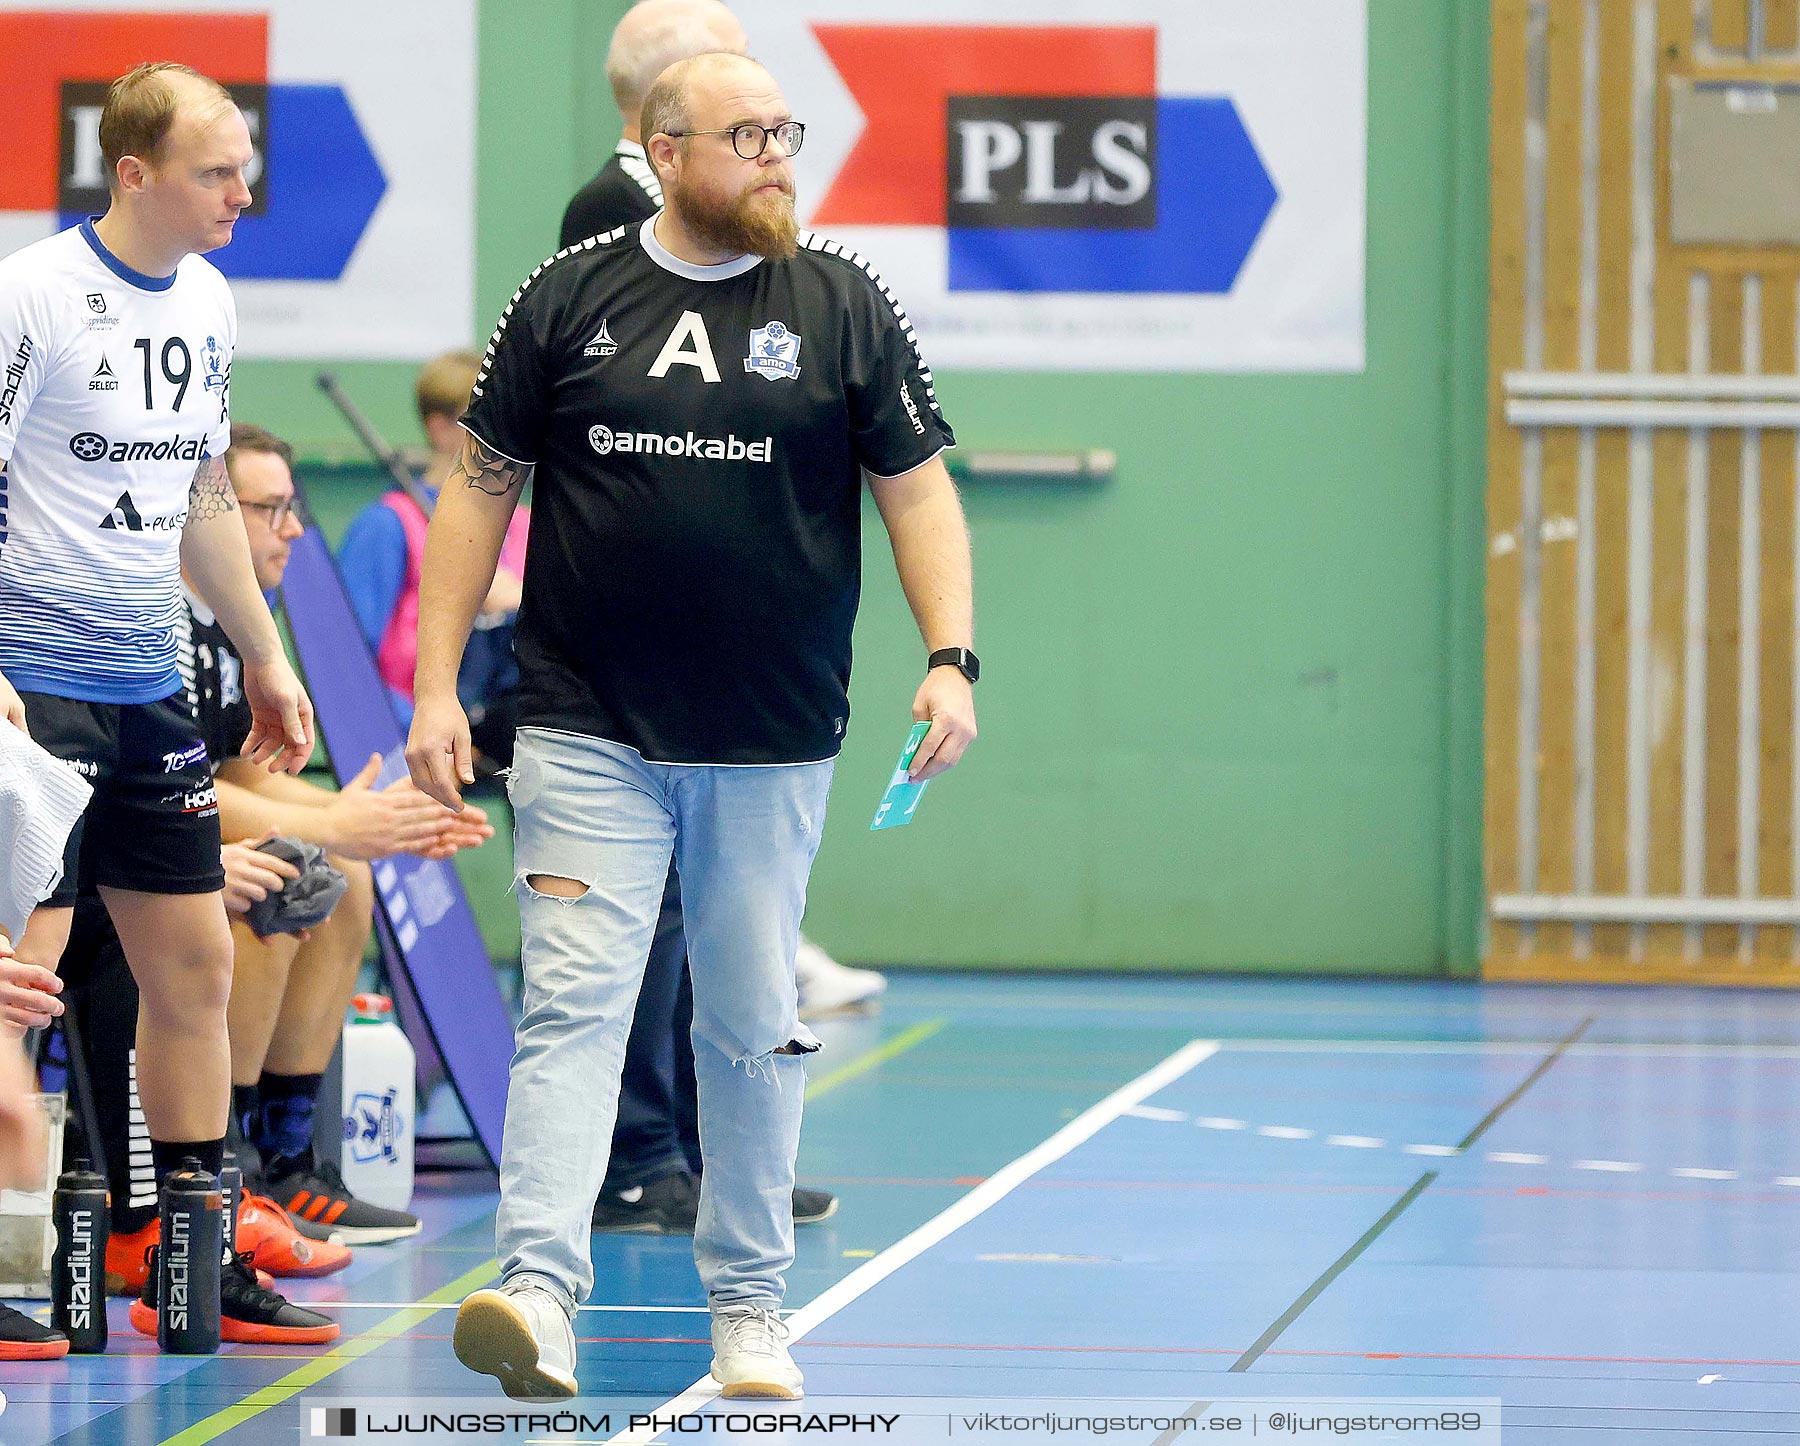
[{"xmin": 870, "ymin": 722, "xmax": 932, "ymax": 831}]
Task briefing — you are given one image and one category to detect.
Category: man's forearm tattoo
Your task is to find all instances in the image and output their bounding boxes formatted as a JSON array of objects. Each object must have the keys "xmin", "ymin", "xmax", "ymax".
[
  {"xmin": 455, "ymin": 437, "xmax": 530, "ymax": 496},
  {"xmin": 187, "ymin": 456, "xmax": 238, "ymax": 522}
]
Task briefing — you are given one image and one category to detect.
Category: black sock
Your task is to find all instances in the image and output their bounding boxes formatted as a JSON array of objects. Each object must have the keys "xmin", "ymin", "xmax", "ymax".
[
  {"xmin": 150, "ymin": 1137, "xmax": 225, "ymax": 1190},
  {"xmin": 231, "ymin": 1084, "xmax": 260, "ymax": 1147},
  {"xmin": 255, "ymin": 1071, "xmax": 324, "ymax": 1170}
]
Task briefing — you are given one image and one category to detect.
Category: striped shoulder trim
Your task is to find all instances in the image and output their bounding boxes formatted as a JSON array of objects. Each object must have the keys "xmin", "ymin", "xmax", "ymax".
[
  {"xmin": 473, "ymin": 226, "xmax": 632, "ymax": 397},
  {"xmin": 797, "ymin": 232, "xmax": 942, "ymax": 417},
  {"xmin": 619, "ymin": 153, "xmax": 664, "ymax": 208}
]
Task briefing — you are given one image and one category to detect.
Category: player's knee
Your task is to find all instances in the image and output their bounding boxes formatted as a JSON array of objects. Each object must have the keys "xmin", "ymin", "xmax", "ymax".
[
  {"xmin": 523, "ymin": 873, "xmax": 589, "ymax": 901},
  {"xmin": 139, "ymin": 932, "xmax": 234, "ymax": 1019}
]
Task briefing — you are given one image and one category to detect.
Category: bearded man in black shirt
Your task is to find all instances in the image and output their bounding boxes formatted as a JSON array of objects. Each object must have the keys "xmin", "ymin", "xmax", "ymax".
[{"xmin": 409, "ymin": 52, "xmax": 977, "ymax": 1403}]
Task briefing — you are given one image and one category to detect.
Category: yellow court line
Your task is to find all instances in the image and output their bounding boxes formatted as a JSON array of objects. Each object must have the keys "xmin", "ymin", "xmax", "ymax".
[
  {"xmin": 155, "ymin": 1018, "xmax": 945, "ymax": 1443},
  {"xmin": 804, "ymin": 1018, "xmax": 946, "ymax": 1101},
  {"xmin": 158, "ymin": 1255, "xmax": 501, "ymax": 1446}
]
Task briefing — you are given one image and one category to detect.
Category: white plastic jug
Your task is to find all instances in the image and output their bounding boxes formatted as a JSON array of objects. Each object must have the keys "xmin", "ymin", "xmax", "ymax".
[{"xmin": 336, "ymin": 994, "xmax": 416, "ymax": 1212}]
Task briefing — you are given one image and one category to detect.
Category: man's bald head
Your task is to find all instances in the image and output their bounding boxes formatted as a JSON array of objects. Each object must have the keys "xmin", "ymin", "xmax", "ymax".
[
  {"xmin": 639, "ymin": 51, "xmax": 773, "ymax": 150},
  {"xmin": 607, "ymin": 0, "xmax": 747, "ymax": 129},
  {"xmin": 643, "ymin": 51, "xmax": 797, "ymax": 261}
]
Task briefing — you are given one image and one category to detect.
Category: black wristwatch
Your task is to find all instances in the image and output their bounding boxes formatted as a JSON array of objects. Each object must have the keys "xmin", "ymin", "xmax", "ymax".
[{"xmin": 928, "ymin": 647, "xmax": 980, "ymax": 684}]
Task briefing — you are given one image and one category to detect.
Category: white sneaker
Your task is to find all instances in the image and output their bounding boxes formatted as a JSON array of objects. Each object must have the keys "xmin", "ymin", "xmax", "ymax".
[
  {"xmin": 795, "ymin": 936, "xmax": 887, "ymax": 1019},
  {"xmin": 454, "ymin": 1280, "xmax": 578, "ymax": 1401},
  {"xmin": 710, "ymin": 1305, "xmax": 804, "ymax": 1399}
]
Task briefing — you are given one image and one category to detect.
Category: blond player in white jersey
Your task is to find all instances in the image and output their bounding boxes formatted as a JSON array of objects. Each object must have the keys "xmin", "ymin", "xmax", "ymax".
[{"xmin": 0, "ymin": 63, "xmax": 335, "ymax": 1351}]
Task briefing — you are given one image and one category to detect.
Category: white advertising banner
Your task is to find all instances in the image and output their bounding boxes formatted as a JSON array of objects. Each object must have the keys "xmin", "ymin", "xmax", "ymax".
[
  {"xmin": 736, "ymin": 0, "xmax": 1367, "ymax": 372},
  {"xmin": 0, "ymin": 0, "xmax": 475, "ymax": 360}
]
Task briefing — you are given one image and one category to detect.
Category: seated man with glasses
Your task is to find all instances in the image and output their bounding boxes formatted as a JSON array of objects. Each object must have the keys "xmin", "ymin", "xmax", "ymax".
[{"xmin": 195, "ymin": 424, "xmax": 492, "ymax": 1242}]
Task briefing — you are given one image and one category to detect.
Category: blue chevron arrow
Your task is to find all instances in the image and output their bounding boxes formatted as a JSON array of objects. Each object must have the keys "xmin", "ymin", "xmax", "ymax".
[{"xmin": 64, "ymin": 84, "xmax": 387, "ymax": 282}]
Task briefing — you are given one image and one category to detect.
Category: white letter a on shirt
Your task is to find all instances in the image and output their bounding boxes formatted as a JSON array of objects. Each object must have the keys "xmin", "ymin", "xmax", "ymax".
[{"xmin": 647, "ymin": 311, "xmax": 720, "ymax": 382}]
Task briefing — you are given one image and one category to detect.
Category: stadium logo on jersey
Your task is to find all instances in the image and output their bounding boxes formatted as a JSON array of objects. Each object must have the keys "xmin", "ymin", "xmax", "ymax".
[
  {"xmin": 0, "ymin": 336, "xmax": 31, "ymax": 425},
  {"xmin": 589, "ymin": 421, "xmax": 772, "ymax": 464},
  {"xmin": 86, "ymin": 292, "xmax": 106, "ymax": 315},
  {"xmin": 202, "ymin": 336, "xmax": 228, "ymax": 393},
  {"xmin": 89, "ymin": 356, "xmax": 117, "ymax": 393},
  {"xmin": 97, "ymin": 491, "xmax": 144, "ymax": 532},
  {"xmin": 583, "ymin": 320, "xmax": 619, "ymax": 358},
  {"xmin": 69, "ymin": 431, "xmax": 212, "ymax": 465},
  {"xmin": 900, "ymin": 379, "xmax": 925, "ymax": 437},
  {"xmin": 744, "ymin": 321, "xmax": 802, "ymax": 382}
]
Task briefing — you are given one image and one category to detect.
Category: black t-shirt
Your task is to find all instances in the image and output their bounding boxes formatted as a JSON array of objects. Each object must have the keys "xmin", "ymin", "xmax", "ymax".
[
  {"xmin": 560, "ymin": 146, "xmax": 660, "ymax": 249},
  {"xmin": 462, "ymin": 217, "xmax": 955, "ymax": 765},
  {"xmin": 175, "ymin": 593, "xmax": 253, "ymax": 771}
]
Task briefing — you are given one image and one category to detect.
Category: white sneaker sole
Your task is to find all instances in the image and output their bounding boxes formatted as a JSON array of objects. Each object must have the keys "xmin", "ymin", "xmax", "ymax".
[
  {"xmin": 714, "ymin": 1372, "xmax": 804, "ymax": 1400},
  {"xmin": 455, "ymin": 1290, "xmax": 578, "ymax": 1401},
  {"xmin": 323, "ymin": 1220, "xmax": 422, "ymax": 1246}
]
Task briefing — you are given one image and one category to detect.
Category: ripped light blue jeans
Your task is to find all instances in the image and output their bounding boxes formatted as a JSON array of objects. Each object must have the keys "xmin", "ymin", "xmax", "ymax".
[{"xmin": 496, "ymin": 726, "xmax": 832, "ymax": 1315}]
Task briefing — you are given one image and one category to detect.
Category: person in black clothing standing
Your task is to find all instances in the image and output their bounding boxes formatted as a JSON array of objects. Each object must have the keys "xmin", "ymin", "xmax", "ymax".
[
  {"xmin": 563, "ymin": 0, "xmax": 860, "ymax": 1240},
  {"xmin": 412, "ymin": 52, "xmax": 976, "ymax": 1401},
  {"xmin": 560, "ymin": 0, "xmax": 743, "ymax": 250}
]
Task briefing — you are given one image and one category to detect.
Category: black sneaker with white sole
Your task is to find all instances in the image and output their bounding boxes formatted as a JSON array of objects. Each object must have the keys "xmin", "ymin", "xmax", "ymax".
[
  {"xmin": 591, "ymin": 1170, "xmax": 699, "ymax": 1233},
  {"xmin": 591, "ymin": 1172, "xmax": 839, "ymax": 1232},
  {"xmin": 792, "ymin": 1187, "xmax": 838, "ymax": 1225},
  {"xmin": 264, "ymin": 1151, "xmax": 421, "ymax": 1245}
]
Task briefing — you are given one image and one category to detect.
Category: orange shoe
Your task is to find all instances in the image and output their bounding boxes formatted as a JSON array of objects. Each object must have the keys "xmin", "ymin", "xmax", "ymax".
[
  {"xmin": 110, "ymin": 1216, "xmax": 277, "ymax": 1293},
  {"xmin": 237, "ymin": 1193, "xmax": 352, "ymax": 1278},
  {"xmin": 106, "ymin": 1218, "xmax": 159, "ymax": 1296},
  {"xmin": 129, "ymin": 1247, "xmax": 339, "ymax": 1346}
]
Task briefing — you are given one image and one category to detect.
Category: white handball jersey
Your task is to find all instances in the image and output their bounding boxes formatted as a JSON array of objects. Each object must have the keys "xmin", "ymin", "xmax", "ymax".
[{"xmin": 0, "ymin": 221, "xmax": 234, "ymax": 704}]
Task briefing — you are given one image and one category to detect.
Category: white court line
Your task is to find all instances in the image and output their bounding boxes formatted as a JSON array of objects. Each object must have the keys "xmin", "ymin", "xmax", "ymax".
[
  {"xmin": 1488, "ymin": 1151, "xmax": 1550, "ymax": 1165},
  {"xmin": 309, "ymin": 1302, "xmax": 723, "ymax": 1314},
  {"xmin": 1573, "ymin": 1159, "xmax": 1644, "ymax": 1173},
  {"xmin": 604, "ymin": 1038, "xmax": 1223, "ymax": 1445},
  {"xmin": 1257, "ymin": 1125, "xmax": 1315, "ymax": 1140},
  {"xmin": 1778, "ymin": 1177, "xmax": 1800, "ymax": 1188},
  {"xmin": 1217, "ymin": 1038, "xmax": 1800, "ymax": 1058},
  {"xmin": 1671, "ymin": 1168, "xmax": 1738, "ymax": 1181},
  {"xmin": 1124, "ymin": 1104, "xmax": 1189, "ymax": 1122},
  {"xmin": 1326, "ymin": 1135, "xmax": 1386, "ymax": 1149},
  {"xmin": 1194, "ymin": 1117, "xmax": 1247, "ymax": 1130},
  {"xmin": 1403, "ymin": 1144, "xmax": 1463, "ymax": 1157}
]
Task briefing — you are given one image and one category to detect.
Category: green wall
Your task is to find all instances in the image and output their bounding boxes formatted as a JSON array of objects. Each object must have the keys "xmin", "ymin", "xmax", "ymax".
[{"xmin": 237, "ymin": 0, "xmax": 1490, "ymax": 976}]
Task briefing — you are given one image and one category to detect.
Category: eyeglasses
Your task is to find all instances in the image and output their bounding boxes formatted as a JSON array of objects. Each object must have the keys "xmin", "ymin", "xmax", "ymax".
[
  {"xmin": 666, "ymin": 120, "xmax": 805, "ymax": 160},
  {"xmin": 240, "ymin": 498, "xmax": 303, "ymax": 529}
]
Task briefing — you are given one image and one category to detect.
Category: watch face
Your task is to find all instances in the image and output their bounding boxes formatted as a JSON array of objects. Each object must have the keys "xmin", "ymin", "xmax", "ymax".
[{"xmin": 933, "ymin": 648, "xmax": 978, "ymax": 682}]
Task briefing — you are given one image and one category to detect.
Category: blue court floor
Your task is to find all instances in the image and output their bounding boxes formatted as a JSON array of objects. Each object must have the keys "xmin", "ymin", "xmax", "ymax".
[{"xmin": 2, "ymin": 972, "xmax": 1797, "ymax": 1443}]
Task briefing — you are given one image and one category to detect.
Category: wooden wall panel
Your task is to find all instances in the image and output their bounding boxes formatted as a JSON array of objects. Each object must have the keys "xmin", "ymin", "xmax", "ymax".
[
  {"xmin": 1487, "ymin": 0, "xmax": 1800, "ymax": 984},
  {"xmin": 1701, "ymin": 280, "xmax": 1745, "ymax": 959},
  {"xmin": 1534, "ymin": 0, "xmax": 1591, "ymax": 959},
  {"xmin": 1485, "ymin": 0, "xmax": 1531, "ymax": 960},
  {"xmin": 1592, "ymin": 0, "xmax": 1639, "ymax": 958}
]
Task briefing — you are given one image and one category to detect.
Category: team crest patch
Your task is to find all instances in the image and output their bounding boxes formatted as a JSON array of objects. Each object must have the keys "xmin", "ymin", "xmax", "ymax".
[
  {"xmin": 744, "ymin": 321, "xmax": 802, "ymax": 381},
  {"xmin": 86, "ymin": 292, "xmax": 107, "ymax": 314},
  {"xmin": 202, "ymin": 335, "xmax": 228, "ymax": 392}
]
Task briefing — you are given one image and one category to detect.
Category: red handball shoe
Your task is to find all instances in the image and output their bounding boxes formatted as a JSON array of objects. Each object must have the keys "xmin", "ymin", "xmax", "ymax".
[{"xmin": 237, "ymin": 1193, "xmax": 353, "ymax": 1278}]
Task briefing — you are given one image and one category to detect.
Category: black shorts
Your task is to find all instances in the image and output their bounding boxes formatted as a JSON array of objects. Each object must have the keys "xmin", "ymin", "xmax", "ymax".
[{"xmin": 21, "ymin": 691, "xmax": 225, "ymax": 907}]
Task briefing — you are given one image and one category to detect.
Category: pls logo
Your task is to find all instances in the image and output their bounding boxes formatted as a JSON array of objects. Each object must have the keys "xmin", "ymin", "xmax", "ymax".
[{"xmin": 810, "ymin": 25, "xmax": 1277, "ymax": 295}]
